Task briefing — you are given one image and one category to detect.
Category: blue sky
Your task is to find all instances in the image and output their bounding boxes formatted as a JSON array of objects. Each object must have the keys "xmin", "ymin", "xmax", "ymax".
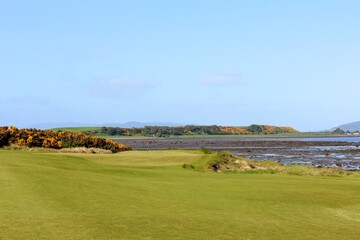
[{"xmin": 1, "ymin": 0, "xmax": 359, "ymax": 131}]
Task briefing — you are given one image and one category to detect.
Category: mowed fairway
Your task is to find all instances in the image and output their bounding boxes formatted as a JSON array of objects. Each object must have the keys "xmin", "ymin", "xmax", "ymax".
[{"xmin": 1, "ymin": 150, "xmax": 360, "ymax": 239}]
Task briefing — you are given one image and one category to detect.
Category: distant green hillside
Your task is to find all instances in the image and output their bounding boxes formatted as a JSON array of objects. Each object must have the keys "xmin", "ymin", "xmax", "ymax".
[
  {"xmin": 53, "ymin": 125, "xmax": 298, "ymax": 137},
  {"xmin": 52, "ymin": 127, "xmax": 101, "ymax": 132}
]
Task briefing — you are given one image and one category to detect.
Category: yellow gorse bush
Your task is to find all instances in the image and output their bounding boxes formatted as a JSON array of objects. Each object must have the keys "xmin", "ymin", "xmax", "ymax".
[{"xmin": 0, "ymin": 126, "xmax": 130, "ymax": 153}]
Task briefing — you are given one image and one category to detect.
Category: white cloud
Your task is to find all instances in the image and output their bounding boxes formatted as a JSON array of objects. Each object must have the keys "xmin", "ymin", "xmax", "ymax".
[
  {"xmin": 200, "ymin": 73, "xmax": 244, "ymax": 87},
  {"xmin": 86, "ymin": 78, "xmax": 158, "ymax": 99}
]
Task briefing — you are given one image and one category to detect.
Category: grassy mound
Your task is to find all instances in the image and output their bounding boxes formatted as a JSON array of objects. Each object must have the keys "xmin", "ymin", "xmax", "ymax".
[{"xmin": 184, "ymin": 150, "xmax": 352, "ymax": 176}]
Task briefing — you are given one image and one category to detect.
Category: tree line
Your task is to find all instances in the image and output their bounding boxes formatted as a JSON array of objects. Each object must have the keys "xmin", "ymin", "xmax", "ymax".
[{"xmin": 96, "ymin": 125, "xmax": 298, "ymax": 137}]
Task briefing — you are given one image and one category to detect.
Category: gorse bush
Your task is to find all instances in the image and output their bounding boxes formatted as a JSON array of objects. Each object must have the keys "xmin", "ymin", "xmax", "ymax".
[{"xmin": 0, "ymin": 126, "xmax": 130, "ymax": 153}]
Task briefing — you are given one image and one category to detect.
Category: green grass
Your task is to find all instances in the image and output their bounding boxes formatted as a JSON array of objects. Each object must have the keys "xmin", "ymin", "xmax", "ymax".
[
  {"xmin": 1, "ymin": 149, "xmax": 360, "ymax": 239},
  {"xmin": 51, "ymin": 127, "xmax": 115, "ymax": 138},
  {"xmin": 51, "ymin": 127, "xmax": 101, "ymax": 132}
]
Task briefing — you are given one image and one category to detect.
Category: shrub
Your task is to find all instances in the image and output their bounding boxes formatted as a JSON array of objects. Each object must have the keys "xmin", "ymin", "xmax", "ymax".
[
  {"xmin": 200, "ymin": 148, "xmax": 213, "ymax": 154},
  {"xmin": 0, "ymin": 126, "xmax": 130, "ymax": 153}
]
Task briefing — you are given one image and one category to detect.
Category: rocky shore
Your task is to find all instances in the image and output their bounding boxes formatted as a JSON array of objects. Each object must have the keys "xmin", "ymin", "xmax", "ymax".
[{"xmin": 114, "ymin": 136, "xmax": 360, "ymax": 170}]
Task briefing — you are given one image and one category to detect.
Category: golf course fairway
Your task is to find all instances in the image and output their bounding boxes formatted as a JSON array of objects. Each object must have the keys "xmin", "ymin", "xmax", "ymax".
[{"xmin": 1, "ymin": 149, "xmax": 360, "ymax": 239}]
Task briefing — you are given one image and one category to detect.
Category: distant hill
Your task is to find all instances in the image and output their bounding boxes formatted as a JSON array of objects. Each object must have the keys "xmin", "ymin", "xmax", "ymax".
[{"xmin": 332, "ymin": 121, "xmax": 360, "ymax": 132}]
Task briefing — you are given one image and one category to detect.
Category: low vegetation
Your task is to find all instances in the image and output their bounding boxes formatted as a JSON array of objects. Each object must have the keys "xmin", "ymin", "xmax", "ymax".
[
  {"xmin": 0, "ymin": 126, "xmax": 130, "ymax": 153},
  {"xmin": 184, "ymin": 150, "xmax": 353, "ymax": 176},
  {"xmin": 0, "ymin": 149, "xmax": 359, "ymax": 239},
  {"xmin": 74, "ymin": 124, "xmax": 298, "ymax": 137},
  {"xmin": 3, "ymin": 144, "xmax": 113, "ymax": 154}
]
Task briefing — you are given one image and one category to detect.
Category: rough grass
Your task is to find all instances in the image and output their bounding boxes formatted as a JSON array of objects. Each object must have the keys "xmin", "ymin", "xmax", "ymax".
[
  {"xmin": 3, "ymin": 145, "xmax": 112, "ymax": 154},
  {"xmin": 1, "ymin": 149, "xmax": 360, "ymax": 239},
  {"xmin": 185, "ymin": 150, "xmax": 353, "ymax": 176}
]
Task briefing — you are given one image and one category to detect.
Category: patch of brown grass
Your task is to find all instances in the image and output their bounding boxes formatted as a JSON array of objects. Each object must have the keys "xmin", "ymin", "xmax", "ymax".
[
  {"xmin": 57, "ymin": 147, "xmax": 112, "ymax": 154},
  {"xmin": 3, "ymin": 144, "xmax": 111, "ymax": 154}
]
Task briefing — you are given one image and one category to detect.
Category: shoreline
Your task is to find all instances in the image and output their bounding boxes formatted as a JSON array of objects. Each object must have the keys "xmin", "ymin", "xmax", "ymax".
[{"xmin": 114, "ymin": 136, "xmax": 360, "ymax": 170}]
